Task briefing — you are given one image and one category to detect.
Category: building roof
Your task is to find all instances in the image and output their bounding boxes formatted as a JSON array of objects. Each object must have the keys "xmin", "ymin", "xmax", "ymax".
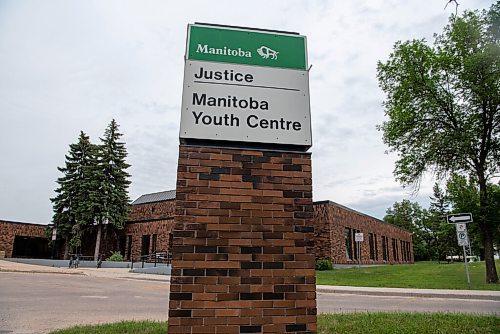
[
  {"xmin": 0, "ymin": 220, "xmax": 49, "ymax": 227},
  {"xmin": 313, "ymin": 200, "xmax": 412, "ymax": 233},
  {"xmin": 132, "ymin": 190, "xmax": 176, "ymax": 205}
]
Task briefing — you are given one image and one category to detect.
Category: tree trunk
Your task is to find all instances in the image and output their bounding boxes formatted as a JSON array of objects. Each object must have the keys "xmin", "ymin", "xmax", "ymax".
[
  {"xmin": 481, "ymin": 224, "xmax": 498, "ymax": 283},
  {"xmin": 63, "ymin": 235, "xmax": 70, "ymax": 260},
  {"xmin": 478, "ymin": 173, "xmax": 499, "ymax": 283},
  {"xmin": 94, "ymin": 224, "xmax": 102, "ymax": 261}
]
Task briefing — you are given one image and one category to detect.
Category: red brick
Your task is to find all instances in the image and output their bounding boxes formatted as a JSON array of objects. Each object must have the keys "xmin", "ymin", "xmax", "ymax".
[{"xmin": 169, "ymin": 145, "xmax": 317, "ymax": 334}]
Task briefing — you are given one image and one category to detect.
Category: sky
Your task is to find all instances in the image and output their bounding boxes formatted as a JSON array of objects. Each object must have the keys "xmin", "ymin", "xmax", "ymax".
[{"xmin": 0, "ymin": 0, "xmax": 492, "ymax": 224}]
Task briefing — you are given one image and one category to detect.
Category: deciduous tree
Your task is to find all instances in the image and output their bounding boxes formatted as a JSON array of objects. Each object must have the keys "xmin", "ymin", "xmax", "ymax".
[{"xmin": 377, "ymin": 4, "xmax": 499, "ymax": 282}]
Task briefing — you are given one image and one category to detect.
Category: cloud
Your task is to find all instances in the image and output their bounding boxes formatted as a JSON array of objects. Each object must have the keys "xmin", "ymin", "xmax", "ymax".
[{"xmin": 0, "ymin": 0, "xmax": 492, "ymax": 223}]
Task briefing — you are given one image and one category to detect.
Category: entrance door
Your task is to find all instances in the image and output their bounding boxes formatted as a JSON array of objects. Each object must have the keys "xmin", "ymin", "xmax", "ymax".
[
  {"xmin": 141, "ymin": 235, "xmax": 150, "ymax": 256},
  {"xmin": 12, "ymin": 236, "xmax": 50, "ymax": 258}
]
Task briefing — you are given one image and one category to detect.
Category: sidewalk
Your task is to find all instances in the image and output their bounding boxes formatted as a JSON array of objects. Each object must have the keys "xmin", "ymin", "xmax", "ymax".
[
  {"xmin": 0, "ymin": 258, "xmax": 85, "ymax": 275},
  {"xmin": 317, "ymin": 285, "xmax": 500, "ymax": 301},
  {"xmin": 2, "ymin": 259, "xmax": 499, "ymax": 300},
  {"xmin": 0, "ymin": 259, "xmax": 169, "ymax": 282}
]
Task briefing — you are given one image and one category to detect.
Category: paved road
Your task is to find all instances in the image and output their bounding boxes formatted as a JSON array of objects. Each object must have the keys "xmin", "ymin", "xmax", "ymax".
[
  {"xmin": 317, "ymin": 291, "xmax": 500, "ymax": 314},
  {"xmin": 0, "ymin": 272, "xmax": 169, "ymax": 334},
  {"xmin": 0, "ymin": 272, "xmax": 499, "ymax": 334}
]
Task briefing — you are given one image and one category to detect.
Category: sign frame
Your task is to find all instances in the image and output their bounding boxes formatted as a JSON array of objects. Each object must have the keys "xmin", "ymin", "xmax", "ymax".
[
  {"xmin": 447, "ymin": 213, "xmax": 473, "ymax": 224},
  {"xmin": 180, "ymin": 23, "xmax": 312, "ymax": 150}
]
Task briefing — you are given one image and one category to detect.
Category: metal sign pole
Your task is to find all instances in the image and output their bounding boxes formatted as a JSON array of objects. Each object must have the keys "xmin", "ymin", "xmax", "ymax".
[
  {"xmin": 463, "ymin": 245, "xmax": 471, "ymax": 289},
  {"xmin": 358, "ymin": 242, "xmax": 361, "ymax": 268}
]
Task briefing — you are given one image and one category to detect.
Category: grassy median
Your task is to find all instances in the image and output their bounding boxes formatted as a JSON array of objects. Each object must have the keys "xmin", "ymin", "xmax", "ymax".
[
  {"xmin": 49, "ymin": 313, "xmax": 499, "ymax": 334},
  {"xmin": 316, "ymin": 261, "xmax": 500, "ymax": 290}
]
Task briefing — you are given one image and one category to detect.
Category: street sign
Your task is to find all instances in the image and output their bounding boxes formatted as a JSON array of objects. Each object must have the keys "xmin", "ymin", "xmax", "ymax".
[
  {"xmin": 450, "ymin": 217, "xmax": 473, "ymax": 288},
  {"xmin": 180, "ymin": 24, "xmax": 311, "ymax": 148},
  {"xmin": 447, "ymin": 213, "xmax": 473, "ymax": 224},
  {"xmin": 455, "ymin": 224, "xmax": 469, "ymax": 247},
  {"xmin": 355, "ymin": 233, "xmax": 364, "ymax": 242}
]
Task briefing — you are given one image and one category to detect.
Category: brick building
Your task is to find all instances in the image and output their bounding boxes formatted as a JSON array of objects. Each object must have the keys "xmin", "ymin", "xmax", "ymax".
[
  {"xmin": 313, "ymin": 201, "xmax": 413, "ymax": 265},
  {"xmin": 121, "ymin": 190, "xmax": 176, "ymax": 261},
  {"xmin": 0, "ymin": 220, "xmax": 50, "ymax": 258},
  {"xmin": 0, "ymin": 192, "xmax": 413, "ymax": 265}
]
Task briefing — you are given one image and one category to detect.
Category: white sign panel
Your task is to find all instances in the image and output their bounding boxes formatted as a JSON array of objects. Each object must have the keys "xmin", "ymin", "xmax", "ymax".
[
  {"xmin": 180, "ymin": 60, "xmax": 311, "ymax": 147},
  {"xmin": 456, "ymin": 225, "xmax": 469, "ymax": 247},
  {"xmin": 447, "ymin": 213, "xmax": 473, "ymax": 224},
  {"xmin": 355, "ymin": 233, "xmax": 364, "ymax": 242}
]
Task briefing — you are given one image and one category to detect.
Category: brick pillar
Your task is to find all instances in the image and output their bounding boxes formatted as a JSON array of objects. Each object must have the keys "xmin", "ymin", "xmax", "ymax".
[{"xmin": 168, "ymin": 145, "xmax": 317, "ymax": 334}]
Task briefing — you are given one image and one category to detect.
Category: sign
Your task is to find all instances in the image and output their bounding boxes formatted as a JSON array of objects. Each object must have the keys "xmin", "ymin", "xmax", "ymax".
[
  {"xmin": 455, "ymin": 224, "xmax": 469, "ymax": 247},
  {"xmin": 355, "ymin": 233, "xmax": 364, "ymax": 242},
  {"xmin": 51, "ymin": 228, "xmax": 57, "ymax": 241},
  {"xmin": 187, "ymin": 24, "xmax": 307, "ymax": 70},
  {"xmin": 180, "ymin": 24, "xmax": 311, "ymax": 148},
  {"xmin": 180, "ymin": 60, "xmax": 311, "ymax": 146},
  {"xmin": 447, "ymin": 213, "xmax": 473, "ymax": 224}
]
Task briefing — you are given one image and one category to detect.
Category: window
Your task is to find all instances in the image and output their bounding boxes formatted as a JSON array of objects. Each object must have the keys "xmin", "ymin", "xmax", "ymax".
[
  {"xmin": 401, "ymin": 240, "xmax": 406, "ymax": 261},
  {"xmin": 119, "ymin": 236, "xmax": 126, "ymax": 257},
  {"xmin": 369, "ymin": 233, "xmax": 375, "ymax": 260},
  {"xmin": 392, "ymin": 238, "xmax": 399, "ymax": 262},
  {"xmin": 345, "ymin": 228, "xmax": 353, "ymax": 260},
  {"xmin": 374, "ymin": 234, "xmax": 379, "ymax": 261},
  {"xmin": 126, "ymin": 235, "xmax": 132, "ymax": 260},
  {"xmin": 152, "ymin": 234, "xmax": 158, "ymax": 254},
  {"xmin": 401, "ymin": 241, "xmax": 411, "ymax": 262},
  {"xmin": 352, "ymin": 229, "xmax": 360, "ymax": 260},
  {"xmin": 382, "ymin": 236, "xmax": 388, "ymax": 261}
]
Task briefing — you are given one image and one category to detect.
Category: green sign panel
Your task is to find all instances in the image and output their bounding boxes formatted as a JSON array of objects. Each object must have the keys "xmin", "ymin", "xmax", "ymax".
[{"xmin": 187, "ymin": 24, "xmax": 307, "ymax": 70}]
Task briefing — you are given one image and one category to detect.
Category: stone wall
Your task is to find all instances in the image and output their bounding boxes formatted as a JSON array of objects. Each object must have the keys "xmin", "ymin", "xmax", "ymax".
[
  {"xmin": 168, "ymin": 145, "xmax": 317, "ymax": 334},
  {"xmin": 313, "ymin": 201, "xmax": 413, "ymax": 264},
  {"xmin": 0, "ymin": 220, "xmax": 48, "ymax": 258}
]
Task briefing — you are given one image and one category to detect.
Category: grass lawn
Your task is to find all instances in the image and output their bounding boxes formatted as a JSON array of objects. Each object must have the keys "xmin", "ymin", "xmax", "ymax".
[
  {"xmin": 316, "ymin": 260, "xmax": 500, "ymax": 290},
  {"xmin": 316, "ymin": 313, "xmax": 500, "ymax": 334},
  {"xmin": 49, "ymin": 321, "xmax": 163, "ymax": 334},
  {"xmin": 49, "ymin": 313, "xmax": 500, "ymax": 334}
]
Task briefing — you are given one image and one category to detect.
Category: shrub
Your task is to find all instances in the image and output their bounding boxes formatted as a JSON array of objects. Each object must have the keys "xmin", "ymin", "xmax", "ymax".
[
  {"xmin": 316, "ymin": 259, "xmax": 333, "ymax": 271},
  {"xmin": 106, "ymin": 251, "xmax": 124, "ymax": 262}
]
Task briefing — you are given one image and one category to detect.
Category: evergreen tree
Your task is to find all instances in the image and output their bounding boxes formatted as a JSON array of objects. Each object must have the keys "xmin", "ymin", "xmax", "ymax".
[
  {"xmin": 428, "ymin": 184, "xmax": 461, "ymax": 261},
  {"xmin": 92, "ymin": 119, "xmax": 131, "ymax": 260},
  {"xmin": 51, "ymin": 132, "xmax": 96, "ymax": 259}
]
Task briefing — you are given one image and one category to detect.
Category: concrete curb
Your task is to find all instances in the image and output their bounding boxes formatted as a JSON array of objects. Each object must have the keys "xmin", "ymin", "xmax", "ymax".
[
  {"xmin": 317, "ymin": 285, "xmax": 500, "ymax": 301},
  {"xmin": 0, "ymin": 268, "xmax": 85, "ymax": 275}
]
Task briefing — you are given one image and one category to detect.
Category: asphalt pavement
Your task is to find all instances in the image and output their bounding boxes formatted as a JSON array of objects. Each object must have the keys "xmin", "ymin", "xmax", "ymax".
[
  {"xmin": 0, "ymin": 259, "xmax": 499, "ymax": 334},
  {"xmin": 2, "ymin": 259, "xmax": 499, "ymax": 300}
]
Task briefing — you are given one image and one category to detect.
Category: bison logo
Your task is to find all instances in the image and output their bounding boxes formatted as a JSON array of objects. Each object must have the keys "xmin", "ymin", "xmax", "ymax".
[{"xmin": 257, "ymin": 46, "xmax": 279, "ymax": 60}]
